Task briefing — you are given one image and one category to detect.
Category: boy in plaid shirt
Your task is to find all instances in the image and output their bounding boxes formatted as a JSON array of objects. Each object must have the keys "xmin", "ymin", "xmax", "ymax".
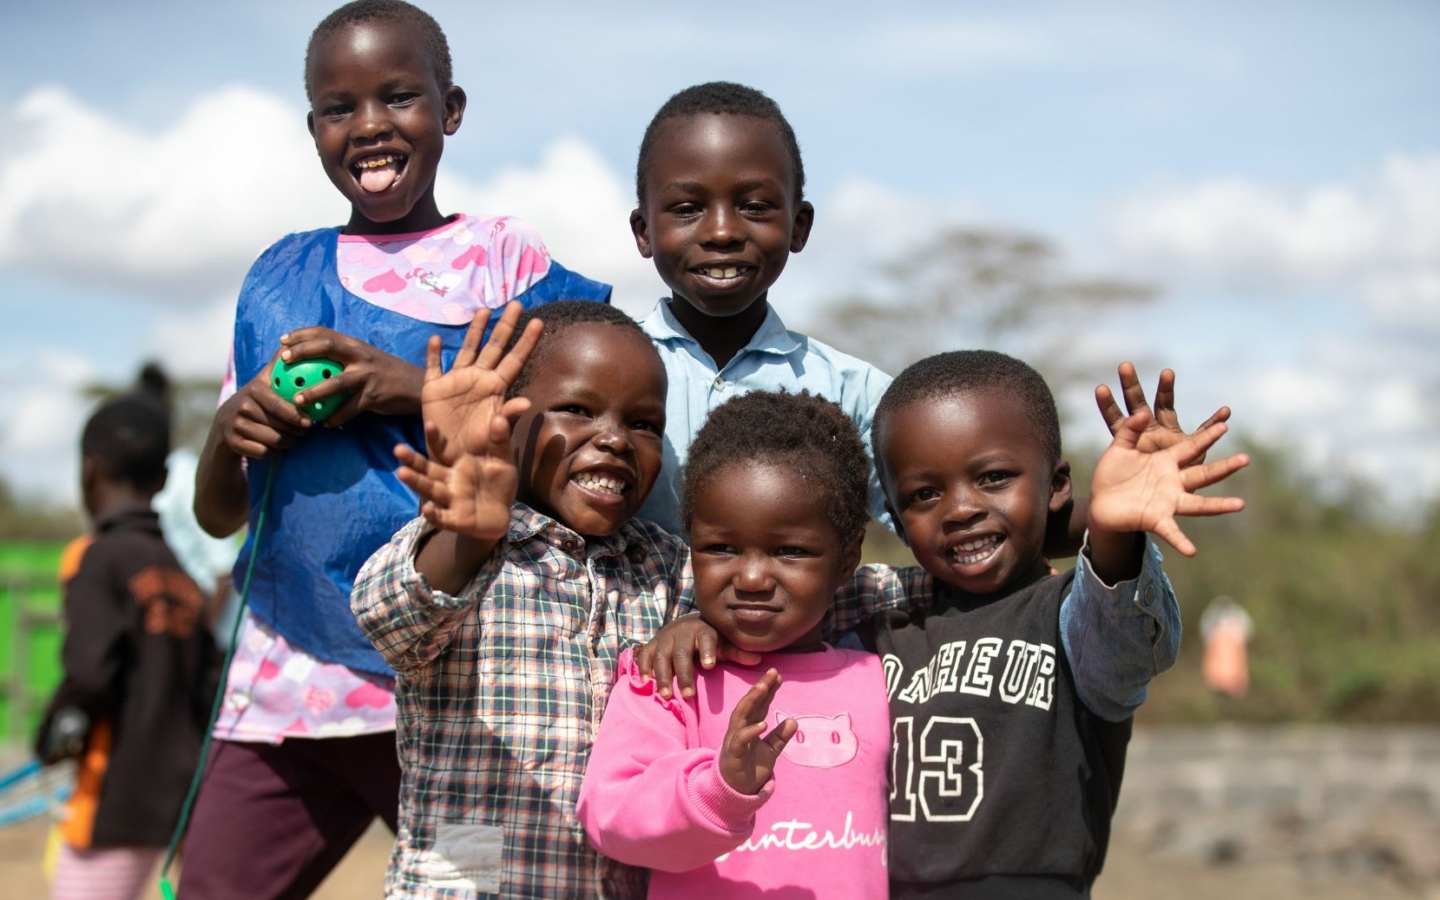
[{"xmin": 352, "ymin": 301, "xmax": 690, "ymax": 898}]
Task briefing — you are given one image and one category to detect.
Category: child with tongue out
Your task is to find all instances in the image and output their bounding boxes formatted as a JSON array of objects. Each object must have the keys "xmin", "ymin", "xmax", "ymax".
[{"xmin": 186, "ymin": 2, "xmax": 610, "ymax": 897}]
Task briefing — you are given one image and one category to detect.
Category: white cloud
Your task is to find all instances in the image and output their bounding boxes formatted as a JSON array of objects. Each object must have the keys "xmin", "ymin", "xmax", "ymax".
[
  {"xmin": 0, "ymin": 85, "xmax": 343, "ymax": 298},
  {"xmin": 143, "ymin": 296, "xmax": 237, "ymax": 379},
  {"xmin": 0, "ymin": 351, "xmax": 98, "ymax": 505},
  {"xmin": 1106, "ymin": 154, "xmax": 1440, "ymax": 328},
  {"xmin": 3, "ymin": 83, "xmax": 1437, "ymax": 516}
]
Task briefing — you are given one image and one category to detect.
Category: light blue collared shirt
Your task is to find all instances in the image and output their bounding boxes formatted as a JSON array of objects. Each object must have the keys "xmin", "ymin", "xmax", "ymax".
[{"xmin": 637, "ymin": 299, "xmax": 893, "ymax": 535}]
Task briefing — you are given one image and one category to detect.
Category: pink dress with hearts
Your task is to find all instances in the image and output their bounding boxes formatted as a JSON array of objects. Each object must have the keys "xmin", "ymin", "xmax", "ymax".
[{"xmin": 213, "ymin": 214, "xmax": 551, "ymax": 743}]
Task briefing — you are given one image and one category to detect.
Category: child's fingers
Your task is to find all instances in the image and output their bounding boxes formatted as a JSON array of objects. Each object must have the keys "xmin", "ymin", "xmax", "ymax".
[
  {"xmin": 729, "ymin": 671, "xmax": 783, "ymax": 731},
  {"xmin": 482, "ymin": 413, "xmax": 516, "ymax": 461},
  {"xmin": 277, "ymin": 332, "xmax": 356, "ymax": 365},
  {"xmin": 425, "ymin": 335, "xmax": 445, "ymax": 382},
  {"xmin": 474, "ymin": 302, "xmax": 520, "ymax": 370},
  {"xmin": 1151, "ymin": 518, "xmax": 1198, "ymax": 558},
  {"xmin": 1116, "ymin": 362, "xmax": 1154, "ymax": 418},
  {"xmin": 1108, "ymin": 410, "xmax": 1153, "ymax": 451},
  {"xmin": 1151, "ymin": 368, "xmax": 1176, "ymax": 417},
  {"xmin": 493, "ymin": 318, "xmax": 545, "ymax": 386},
  {"xmin": 499, "ymin": 396, "xmax": 532, "ymax": 424},
  {"xmin": 278, "ymin": 325, "xmax": 339, "ymax": 343},
  {"xmin": 396, "ymin": 464, "xmax": 451, "ymax": 507},
  {"xmin": 454, "ymin": 310, "xmax": 493, "ymax": 370},
  {"xmin": 1094, "ymin": 383, "xmax": 1123, "ymax": 431},
  {"xmin": 761, "ymin": 717, "xmax": 798, "ymax": 757},
  {"xmin": 1172, "ymin": 421, "xmax": 1230, "ymax": 466},
  {"xmin": 645, "ymin": 642, "xmax": 676, "ymax": 699},
  {"xmin": 1179, "ymin": 452, "xmax": 1250, "ymax": 492},
  {"xmin": 1195, "ymin": 405, "xmax": 1232, "ymax": 432},
  {"xmin": 670, "ymin": 643, "xmax": 700, "ymax": 699},
  {"xmin": 1177, "ymin": 494, "xmax": 1246, "ymax": 517},
  {"xmin": 423, "ymin": 419, "xmax": 452, "ymax": 464}
]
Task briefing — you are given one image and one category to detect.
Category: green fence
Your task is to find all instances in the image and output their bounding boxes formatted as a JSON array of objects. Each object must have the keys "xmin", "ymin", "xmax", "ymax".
[{"xmin": 0, "ymin": 544, "xmax": 66, "ymax": 745}]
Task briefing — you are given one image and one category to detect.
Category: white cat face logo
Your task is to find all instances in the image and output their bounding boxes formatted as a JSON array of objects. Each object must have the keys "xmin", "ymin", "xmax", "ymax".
[{"xmin": 774, "ymin": 710, "xmax": 858, "ymax": 768}]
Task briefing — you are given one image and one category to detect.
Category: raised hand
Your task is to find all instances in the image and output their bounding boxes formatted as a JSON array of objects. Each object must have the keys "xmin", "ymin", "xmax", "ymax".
[
  {"xmin": 1089, "ymin": 410, "xmax": 1249, "ymax": 559},
  {"xmin": 280, "ymin": 326, "xmax": 424, "ymax": 427},
  {"xmin": 418, "ymin": 303, "xmax": 542, "ymax": 465},
  {"xmin": 717, "ymin": 670, "xmax": 796, "ymax": 796},
  {"xmin": 392, "ymin": 302, "xmax": 542, "ymax": 540},
  {"xmin": 1095, "ymin": 363, "xmax": 1231, "ymax": 462},
  {"xmin": 395, "ymin": 417, "xmax": 517, "ymax": 541}
]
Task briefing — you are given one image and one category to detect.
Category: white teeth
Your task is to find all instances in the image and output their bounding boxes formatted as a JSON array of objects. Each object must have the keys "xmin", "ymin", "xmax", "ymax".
[
  {"xmin": 701, "ymin": 267, "xmax": 741, "ymax": 279},
  {"xmin": 573, "ymin": 473, "xmax": 625, "ymax": 495},
  {"xmin": 950, "ymin": 535, "xmax": 1000, "ymax": 565}
]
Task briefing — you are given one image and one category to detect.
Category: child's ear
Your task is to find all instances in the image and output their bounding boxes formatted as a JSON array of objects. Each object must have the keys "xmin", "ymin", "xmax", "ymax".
[
  {"xmin": 306, "ymin": 111, "xmax": 316, "ymax": 142},
  {"xmin": 630, "ymin": 209, "xmax": 653, "ymax": 259},
  {"xmin": 789, "ymin": 201, "xmax": 815, "ymax": 253},
  {"xmin": 1049, "ymin": 458, "xmax": 1074, "ymax": 514},
  {"xmin": 442, "ymin": 86, "xmax": 467, "ymax": 135}
]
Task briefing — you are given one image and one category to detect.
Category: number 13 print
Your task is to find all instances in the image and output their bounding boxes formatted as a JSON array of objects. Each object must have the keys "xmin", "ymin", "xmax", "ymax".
[{"xmin": 889, "ymin": 717, "xmax": 984, "ymax": 822}]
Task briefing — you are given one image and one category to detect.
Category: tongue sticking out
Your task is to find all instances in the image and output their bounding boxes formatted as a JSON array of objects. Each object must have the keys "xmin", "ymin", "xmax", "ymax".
[{"xmin": 359, "ymin": 161, "xmax": 399, "ymax": 193}]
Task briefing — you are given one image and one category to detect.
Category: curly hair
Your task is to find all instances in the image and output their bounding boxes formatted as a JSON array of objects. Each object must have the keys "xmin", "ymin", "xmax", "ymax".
[
  {"xmin": 305, "ymin": 0, "xmax": 453, "ymax": 101},
  {"xmin": 682, "ymin": 390, "xmax": 869, "ymax": 544},
  {"xmin": 635, "ymin": 81, "xmax": 805, "ymax": 207},
  {"xmin": 874, "ymin": 350, "xmax": 1061, "ymax": 471},
  {"xmin": 504, "ymin": 301, "xmax": 654, "ymax": 398}
]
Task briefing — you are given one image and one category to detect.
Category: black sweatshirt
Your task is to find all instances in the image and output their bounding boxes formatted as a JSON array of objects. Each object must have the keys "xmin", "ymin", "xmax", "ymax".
[
  {"xmin": 864, "ymin": 571, "xmax": 1131, "ymax": 899},
  {"xmin": 37, "ymin": 509, "xmax": 220, "ymax": 847}
]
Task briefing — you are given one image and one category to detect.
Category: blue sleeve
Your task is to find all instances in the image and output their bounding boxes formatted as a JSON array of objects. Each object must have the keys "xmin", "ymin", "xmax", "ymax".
[
  {"xmin": 1060, "ymin": 537, "xmax": 1180, "ymax": 722},
  {"xmin": 512, "ymin": 260, "xmax": 612, "ymax": 307}
]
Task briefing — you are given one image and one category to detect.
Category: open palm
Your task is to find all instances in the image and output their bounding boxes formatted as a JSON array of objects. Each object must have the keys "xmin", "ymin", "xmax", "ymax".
[
  {"xmin": 1090, "ymin": 411, "xmax": 1249, "ymax": 557},
  {"xmin": 420, "ymin": 303, "xmax": 542, "ymax": 466}
]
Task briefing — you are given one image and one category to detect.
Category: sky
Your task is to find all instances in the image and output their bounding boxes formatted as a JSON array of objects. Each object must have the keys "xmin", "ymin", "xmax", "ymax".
[{"xmin": 1, "ymin": 0, "xmax": 1437, "ymax": 514}]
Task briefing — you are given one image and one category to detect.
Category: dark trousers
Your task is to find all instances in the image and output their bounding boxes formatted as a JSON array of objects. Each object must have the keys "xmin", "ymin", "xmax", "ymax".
[{"xmin": 176, "ymin": 733, "xmax": 400, "ymax": 900}]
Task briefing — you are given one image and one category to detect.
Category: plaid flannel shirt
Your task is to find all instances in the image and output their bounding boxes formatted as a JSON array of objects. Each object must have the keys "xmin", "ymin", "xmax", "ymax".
[{"xmin": 352, "ymin": 505, "xmax": 695, "ymax": 899}]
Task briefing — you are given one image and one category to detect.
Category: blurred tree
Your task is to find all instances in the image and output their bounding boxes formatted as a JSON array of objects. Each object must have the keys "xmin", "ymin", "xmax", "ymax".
[
  {"xmin": 82, "ymin": 364, "xmax": 221, "ymax": 453},
  {"xmin": 811, "ymin": 227, "xmax": 1157, "ymax": 383}
]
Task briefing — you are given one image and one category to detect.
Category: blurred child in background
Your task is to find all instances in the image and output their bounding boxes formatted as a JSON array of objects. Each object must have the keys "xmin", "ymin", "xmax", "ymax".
[{"xmin": 38, "ymin": 394, "xmax": 218, "ymax": 900}]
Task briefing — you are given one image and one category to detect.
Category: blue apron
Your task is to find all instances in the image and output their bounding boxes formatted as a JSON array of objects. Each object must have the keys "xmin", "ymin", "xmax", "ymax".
[{"xmin": 231, "ymin": 226, "xmax": 610, "ymax": 675}]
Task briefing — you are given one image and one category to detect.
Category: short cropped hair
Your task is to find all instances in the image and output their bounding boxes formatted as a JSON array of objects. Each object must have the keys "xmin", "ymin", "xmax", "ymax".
[
  {"xmin": 506, "ymin": 301, "xmax": 652, "ymax": 398},
  {"xmin": 874, "ymin": 350, "xmax": 1062, "ymax": 468},
  {"xmin": 682, "ymin": 390, "xmax": 869, "ymax": 544},
  {"xmin": 305, "ymin": 0, "xmax": 453, "ymax": 101},
  {"xmin": 81, "ymin": 395, "xmax": 170, "ymax": 490},
  {"xmin": 636, "ymin": 81, "xmax": 806, "ymax": 207}
]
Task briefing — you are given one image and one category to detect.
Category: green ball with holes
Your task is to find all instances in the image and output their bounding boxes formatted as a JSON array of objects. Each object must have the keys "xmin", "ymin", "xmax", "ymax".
[{"xmin": 271, "ymin": 357, "xmax": 347, "ymax": 422}]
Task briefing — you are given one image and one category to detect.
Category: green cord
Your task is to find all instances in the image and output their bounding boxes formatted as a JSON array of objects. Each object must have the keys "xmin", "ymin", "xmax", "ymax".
[{"xmin": 159, "ymin": 459, "xmax": 278, "ymax": 895}]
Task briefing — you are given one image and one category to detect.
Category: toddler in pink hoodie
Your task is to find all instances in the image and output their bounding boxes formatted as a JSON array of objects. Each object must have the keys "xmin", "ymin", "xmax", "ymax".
[{"xmin": 577, "ymin": 389, "xmax": 890, "ymax": 899}]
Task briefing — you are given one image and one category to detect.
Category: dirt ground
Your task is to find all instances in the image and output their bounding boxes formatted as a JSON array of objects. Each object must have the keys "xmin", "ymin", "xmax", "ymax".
[{"xmin": 0, "ymin": 818, "xmax": 1429, "ymax": 899}]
